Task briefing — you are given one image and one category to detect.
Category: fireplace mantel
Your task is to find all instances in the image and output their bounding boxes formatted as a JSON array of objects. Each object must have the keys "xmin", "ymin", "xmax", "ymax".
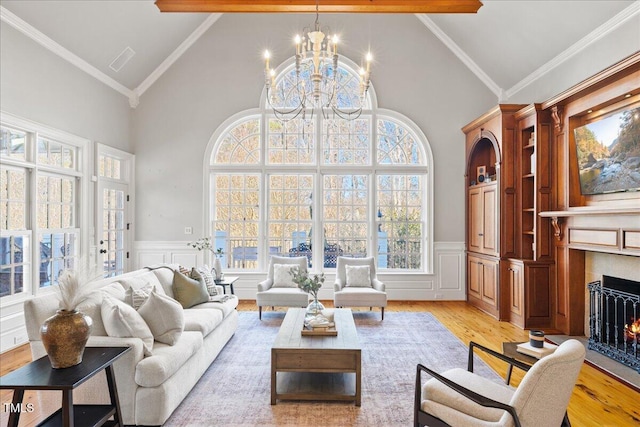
[{"xmin": 540, "ymin": 207, "xmax": 640, "ymax": 256}]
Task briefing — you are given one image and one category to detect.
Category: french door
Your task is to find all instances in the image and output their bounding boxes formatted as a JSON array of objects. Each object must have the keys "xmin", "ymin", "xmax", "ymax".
[{"xmin": 96, "ymin": 144, "xmax": 133, "ymax": 277}]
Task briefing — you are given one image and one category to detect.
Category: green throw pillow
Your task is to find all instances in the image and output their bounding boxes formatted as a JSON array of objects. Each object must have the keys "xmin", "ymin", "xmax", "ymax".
[{"xmin": 172, "ymin": 271, "xmax": 209, "ymax": 308}]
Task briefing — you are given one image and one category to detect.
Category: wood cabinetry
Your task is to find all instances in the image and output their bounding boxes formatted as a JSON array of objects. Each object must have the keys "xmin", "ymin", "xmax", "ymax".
[
  {"xmin": 506, "ymin": 259, "xmax": 554, "ymax": 329},
  {"xmin": 506, "ymin": 105, "xmax": 555, "ymax": 329},
  {"xmin": 468, "ymin": 254, "xmax": 499, "ymax": 317},
  {"xmin": 462, "ymin": 105, "xmax": 524, "ymax": 320},
  {"xmin": 468, "ymin": 183, "xmax": 498, "ymax": 256}
]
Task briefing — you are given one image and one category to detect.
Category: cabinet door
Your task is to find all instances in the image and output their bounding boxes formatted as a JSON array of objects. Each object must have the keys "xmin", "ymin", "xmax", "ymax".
[
  {"xmin": 467, "ymin": 256, "xmax": 482, "ymax": 300},
  {"xmin": 481, "ymin": 185, "xmax": 497, "ymax": 254},
  {"xmin": 508, "ymin": 261, "xmax": 524, "ymax": 321},
  {"xmin": 468, "ymin": 187, "xmax": 483, "ymax": 253},
  {"xmin": 481, "ymin": 259, "xmax": 498, "ymax": 307}
]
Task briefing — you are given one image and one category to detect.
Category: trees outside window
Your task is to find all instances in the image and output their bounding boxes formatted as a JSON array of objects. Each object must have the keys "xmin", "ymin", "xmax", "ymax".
[{"xmin": 208, "ymin": 60, "xmax": 432, "ymax": 272}]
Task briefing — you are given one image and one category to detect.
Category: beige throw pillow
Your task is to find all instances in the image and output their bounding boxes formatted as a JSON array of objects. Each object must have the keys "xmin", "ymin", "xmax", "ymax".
[
  {"xmin": 345, "ymin": 265, "xmax": 372, "ymax": 287},
  {"xmin": 138, "ymin": 291, "xmax": 184, "ymax": 345},
  {"xmin": 101, "ymin": 295, "xmax": 154, "ymax": 356},
  {"xmin": 172, "ymin": 271, "xmax": 209, "ymax": 308},
  {"xmin": 272, "ymin": 264, "xmax": 298, "ymax": 288}
]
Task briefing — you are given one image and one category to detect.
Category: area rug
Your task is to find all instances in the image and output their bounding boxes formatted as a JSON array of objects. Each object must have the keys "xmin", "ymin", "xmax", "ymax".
[{"xmin": 164, "ymin": 311, "xmax": 503, "ymax": 426}]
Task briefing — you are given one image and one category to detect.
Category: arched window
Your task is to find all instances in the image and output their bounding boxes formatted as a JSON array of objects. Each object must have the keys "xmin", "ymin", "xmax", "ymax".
[{"xmin": 207, "ymin": 60, "xmax": 433, "ymax": 273}]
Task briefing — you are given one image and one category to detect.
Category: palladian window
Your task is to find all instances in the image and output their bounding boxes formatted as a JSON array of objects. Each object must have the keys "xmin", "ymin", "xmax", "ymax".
[{"xmin": 207, "ymin": 61, "xmax": 432, "ymax": 273}]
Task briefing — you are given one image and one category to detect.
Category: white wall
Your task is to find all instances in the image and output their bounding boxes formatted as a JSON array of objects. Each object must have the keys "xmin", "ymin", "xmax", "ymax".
[
  {"xmin": 131, "ymin": 13, "xmax": 497, "ymax": 243},
  {"xmin": 0, "ymin": 23, "xmax": 131, "ymax": 151},
  {"xmin": 0, "ymin": 23, "xmax": 131, "ymax": 352},
  {"xmin": 504, "ymin": 14, "xmax": 640, "ymax": 104}
]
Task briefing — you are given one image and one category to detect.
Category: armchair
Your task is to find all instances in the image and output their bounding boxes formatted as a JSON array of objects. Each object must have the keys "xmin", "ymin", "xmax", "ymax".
[
  {"xmin": 415, "ymin": 339, "xmax": 585, "ymax": 427},
  {"xmin": 256, "ymin": 256, "xmax": 310, "ymax": 319},
  {"xmin": 333, "ymin": 256, "xmax": 387, "ymax": 320}
]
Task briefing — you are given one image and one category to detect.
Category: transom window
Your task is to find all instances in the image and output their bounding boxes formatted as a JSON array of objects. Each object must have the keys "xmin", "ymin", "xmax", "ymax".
[{"xmin": 207, "ymin": 61, "xmax": 432, "ymax": 272}]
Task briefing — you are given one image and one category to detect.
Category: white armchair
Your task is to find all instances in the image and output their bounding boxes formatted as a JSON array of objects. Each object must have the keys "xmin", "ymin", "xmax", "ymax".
[
  {"xmin": 333, "ymin": 256, "xmax": 387, "ymax": 320},
  {"xmin": 256, "ymin": 256, "xmax": 310, "ymax": 319},
  {"xmin": 415, "ymin": 339, "xmax": 585, "ymax": 427}
]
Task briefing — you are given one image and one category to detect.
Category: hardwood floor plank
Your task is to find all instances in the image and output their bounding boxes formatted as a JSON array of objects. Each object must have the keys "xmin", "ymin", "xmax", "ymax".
[{"xmin": 2, "ymin": 301, "xmax": 638, "ymax": 426}]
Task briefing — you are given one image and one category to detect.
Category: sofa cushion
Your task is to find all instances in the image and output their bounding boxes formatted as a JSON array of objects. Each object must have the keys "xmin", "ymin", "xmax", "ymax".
[
  {"xmin": 135, "ymin": 331, "xmax": 203, "ymax": 388},
  {"xmin": 189, "ymin": 295, "xmax": 239, "ymax": 318},
  {"xmin": 138, "ymin": 291, "xmax": 184, "ymax": 345},
  {"xmin": 149, "ymin": 265, "xmax": 178, "ymax": 297},
  {"xmin": 183, "ymin": 308, "xmax": 223, "ymax": 337},
  {"xmin": 101, "ymin": 295, "xmax": 154, "ymax": 356},
  {"xmin": 273, "ymin": 263, "xmax": 298, "ymax": 288},
  {"xmin": 346, "ymin": 265, "xmax": 371, "ymax": 287},
  {"xmin": 172, "ymin": 271, "xmax": 210, "ymax": 308}
]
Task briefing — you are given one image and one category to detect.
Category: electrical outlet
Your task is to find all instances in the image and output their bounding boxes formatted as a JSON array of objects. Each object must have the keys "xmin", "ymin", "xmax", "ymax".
[
  {"xmin": 434, "ymin": 293, "xmax": 443, "ymax": 299},
  {"xmin": 184, "ymin": 227, "xmax": 193, "ymax": 235}
]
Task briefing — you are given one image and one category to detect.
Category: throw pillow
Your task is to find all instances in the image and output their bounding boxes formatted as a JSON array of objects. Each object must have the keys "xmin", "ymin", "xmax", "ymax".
[
  {"xmin": 272, "ymin": 264, "xmax": 298, "ymax": 288},
  {"xmin": 125, "ymin": 283, "xmax": 154, "ymax": 310},
  {"xmin": 101, "ymin": 295, "xmax": 154, "ymax": 356},
  {"xmin": 138, "ymin": 291, "xmax": 184, "ymax": 345},
  {"xmin": 172, "ymin": 271, "xmax": 209, "ymax": 308},
  {"xmin": 345, "ymin": 265, "xmax": 372, "ymax": 287},
  {"xmin": 191, "ymin": 267, "xmax": 219, "ymax": 296}
]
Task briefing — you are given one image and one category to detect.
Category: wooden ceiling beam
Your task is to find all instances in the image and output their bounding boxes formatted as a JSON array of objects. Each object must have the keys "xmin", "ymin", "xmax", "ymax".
[{"xmin": 155, "ymin": 1, "xmax": 483, "ymax": 14}]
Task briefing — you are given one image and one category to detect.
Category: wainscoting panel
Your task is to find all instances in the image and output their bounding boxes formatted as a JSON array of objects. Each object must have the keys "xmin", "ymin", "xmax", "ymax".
[{"xmin": 133, "ymin": 241, "xmax": 466, "ymax": 301}]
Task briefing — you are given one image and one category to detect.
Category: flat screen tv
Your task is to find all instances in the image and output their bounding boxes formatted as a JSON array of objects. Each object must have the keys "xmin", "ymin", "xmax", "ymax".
[{"xmin": 574, "ymin": 105, "xmax": 640, "ymax": 195}]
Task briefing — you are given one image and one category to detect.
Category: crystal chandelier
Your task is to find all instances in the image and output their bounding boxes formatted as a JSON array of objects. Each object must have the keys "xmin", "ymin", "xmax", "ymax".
[{"xmin": 263, "ymin": 1, "xmax": 372, "ymax": 122}]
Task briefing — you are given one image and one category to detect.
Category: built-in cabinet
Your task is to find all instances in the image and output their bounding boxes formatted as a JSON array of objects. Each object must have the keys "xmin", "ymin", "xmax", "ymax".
[
  {"xmin": 462, "ymin": 105, "xmax": 524, "ymax": 321},
  {"xmin": 463, "ymin": 53, "xmax": 640, "ymax": 334},
  {"xmin": 507, "ymin": 105, "xmax": 555, "ymax": 329}
]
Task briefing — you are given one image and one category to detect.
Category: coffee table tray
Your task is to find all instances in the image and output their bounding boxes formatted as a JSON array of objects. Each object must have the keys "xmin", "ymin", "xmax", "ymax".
[{"xmin": 301, "ymin": 327, "xmax": 338, "ymax": 336}]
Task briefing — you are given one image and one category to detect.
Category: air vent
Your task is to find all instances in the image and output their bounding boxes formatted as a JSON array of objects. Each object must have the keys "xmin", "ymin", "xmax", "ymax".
[{"xmin": 109, "ymin": 47, "xmax": 135, "ymax": 72}]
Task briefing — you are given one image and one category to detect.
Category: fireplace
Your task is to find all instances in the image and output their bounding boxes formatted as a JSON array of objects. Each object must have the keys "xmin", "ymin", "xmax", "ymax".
[{"xmin": 588, "ymin": 276, "xmax": 640, "ymax": 373}]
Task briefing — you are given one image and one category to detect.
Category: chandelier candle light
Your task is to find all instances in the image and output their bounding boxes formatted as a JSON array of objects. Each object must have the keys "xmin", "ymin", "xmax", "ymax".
[{"xmin": 263, "ymin": 1, "xmax": 372, "ymax": 121}]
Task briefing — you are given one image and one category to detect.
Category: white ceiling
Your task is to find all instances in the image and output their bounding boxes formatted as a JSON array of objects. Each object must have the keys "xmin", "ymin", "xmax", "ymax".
[{"xmin": 1, "ymin": 0, "xmax": 638, "ymax": 105}]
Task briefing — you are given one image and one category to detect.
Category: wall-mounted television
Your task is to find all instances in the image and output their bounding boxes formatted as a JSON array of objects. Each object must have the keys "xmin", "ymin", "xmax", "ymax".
[{"xmin": 574, "ymin": 105, "xmax": 640, "ymax": 195}]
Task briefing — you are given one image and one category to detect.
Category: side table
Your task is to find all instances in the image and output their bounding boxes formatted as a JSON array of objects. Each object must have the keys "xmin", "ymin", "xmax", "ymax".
[
  {"xmin": 215, "ymin": 275, "xmax": 238, "ymax": 295},
  {"xmin": 0, "ymin": 346, "xmax": 130, "ymax": 427},
  {"xmin": 502, "ymin": 342, "xmax": 538, "ymax": 384}
]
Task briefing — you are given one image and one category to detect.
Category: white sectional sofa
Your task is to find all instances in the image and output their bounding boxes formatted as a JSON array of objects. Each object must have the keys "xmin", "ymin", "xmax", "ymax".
[{"xmin": 23, "ymin": 264, "xmax": 238, "ymax": 426}]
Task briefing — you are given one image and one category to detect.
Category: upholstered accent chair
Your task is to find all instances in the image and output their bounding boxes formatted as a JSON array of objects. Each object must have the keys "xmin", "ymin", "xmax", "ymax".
[
  {"xmin": 256, "ymin": 256, "xmax": 310, "ymax": 319},
  {"xmin": 415, "ymin": 339, "xmax": 585, "ymax": 427},
  {"xmin": 333, "ymin": 256, "xmax": 387, "ymax": 320}
]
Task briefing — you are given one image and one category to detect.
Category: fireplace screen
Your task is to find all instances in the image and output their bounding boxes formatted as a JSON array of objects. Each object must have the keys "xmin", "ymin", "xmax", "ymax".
[{"xmin": 588, "ymin": 278, "xmax": 640, "ymax": 373}]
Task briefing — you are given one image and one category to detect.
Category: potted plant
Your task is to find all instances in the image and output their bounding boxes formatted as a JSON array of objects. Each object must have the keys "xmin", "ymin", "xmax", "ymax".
[
  {"xmin": 188, "ymin": 237, "xmax": 224, "ymax": 280},
  {"xmin": 40, "ymin": 266, "xmax": 96, "ymax": 368},
  {"xmin": 289, "ymin": 267, "xmax": 325, "ymax": 316}
]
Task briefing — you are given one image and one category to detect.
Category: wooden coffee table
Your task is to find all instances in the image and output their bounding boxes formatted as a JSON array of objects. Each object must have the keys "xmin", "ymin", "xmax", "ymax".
[{"xmin": 271, "ymin": 308, "xmax": 361, "ymax": 406}]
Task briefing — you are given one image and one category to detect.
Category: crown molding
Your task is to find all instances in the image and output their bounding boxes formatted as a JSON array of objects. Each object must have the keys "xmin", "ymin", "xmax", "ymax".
[
  {"xmin": 135, "ymin": 13, "xmax": 222, "ymax": 97},
  {"xmin": 415, "ymin": 14, "xmax": 504, "ymax": 100},
  {"xmin": 0, "ymin": 6, "xmax": 133, "ymax": 99},
  {"xmin": 505, "ymin": 1, "xmax": 640, "ymax": 99}
]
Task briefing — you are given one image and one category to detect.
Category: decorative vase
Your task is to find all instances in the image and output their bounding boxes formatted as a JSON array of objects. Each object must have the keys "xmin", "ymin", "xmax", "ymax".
[
  {"xmin": 306, "ymin": 296, "xmax": 325, "ymax": 317},
  {"xmin": 214, "ymin": 256, "xmax": 223, "ymax": 281},
  {"xmin": 40, "ymin": 309, "xmax": 93, "ymax": 369}
]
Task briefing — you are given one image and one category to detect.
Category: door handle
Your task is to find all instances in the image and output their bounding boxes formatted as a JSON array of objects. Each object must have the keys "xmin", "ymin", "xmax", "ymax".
[
  {"xmin": 478, "ymin": 233, "xmax": 483, "ymax": 236},
  {"xmin": 99, "ymin": 249, "xmax": 107, "ymax": 254}
]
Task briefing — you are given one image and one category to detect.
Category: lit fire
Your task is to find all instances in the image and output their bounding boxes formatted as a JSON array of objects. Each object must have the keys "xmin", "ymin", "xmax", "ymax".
[{"xmin": 624, "ymin": 318, "xmax": 640, "ymax": 342}]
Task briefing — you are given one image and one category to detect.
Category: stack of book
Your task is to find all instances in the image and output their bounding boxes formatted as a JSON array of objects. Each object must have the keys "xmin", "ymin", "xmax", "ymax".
[{"xmin": 516, "ymin": 341, "xmax": 558, "ymax": 359}]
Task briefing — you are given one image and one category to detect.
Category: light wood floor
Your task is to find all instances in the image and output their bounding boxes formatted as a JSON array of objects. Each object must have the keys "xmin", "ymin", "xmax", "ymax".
[{"xmin": 2, "ymin": 301, "xmax": 639, "ymax": 426}]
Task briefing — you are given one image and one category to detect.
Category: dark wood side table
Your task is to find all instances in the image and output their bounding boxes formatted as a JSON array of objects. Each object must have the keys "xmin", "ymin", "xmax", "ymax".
[
  {"xmin": 0, "ymin": 346, "xmax": 130, "ymax": 427},
  {"xmin": 215, "ymin": 275, "xmax": 238, "ymax": 295},
  {"xmin": 502, "ymin": 342, "xmax": 538, "ymax": 385}
]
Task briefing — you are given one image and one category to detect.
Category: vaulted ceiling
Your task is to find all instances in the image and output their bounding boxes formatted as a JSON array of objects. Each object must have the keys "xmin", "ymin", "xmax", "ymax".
[{"xmin": 1, "ymin": 0, "xmax": 637, "ymax": 106}]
